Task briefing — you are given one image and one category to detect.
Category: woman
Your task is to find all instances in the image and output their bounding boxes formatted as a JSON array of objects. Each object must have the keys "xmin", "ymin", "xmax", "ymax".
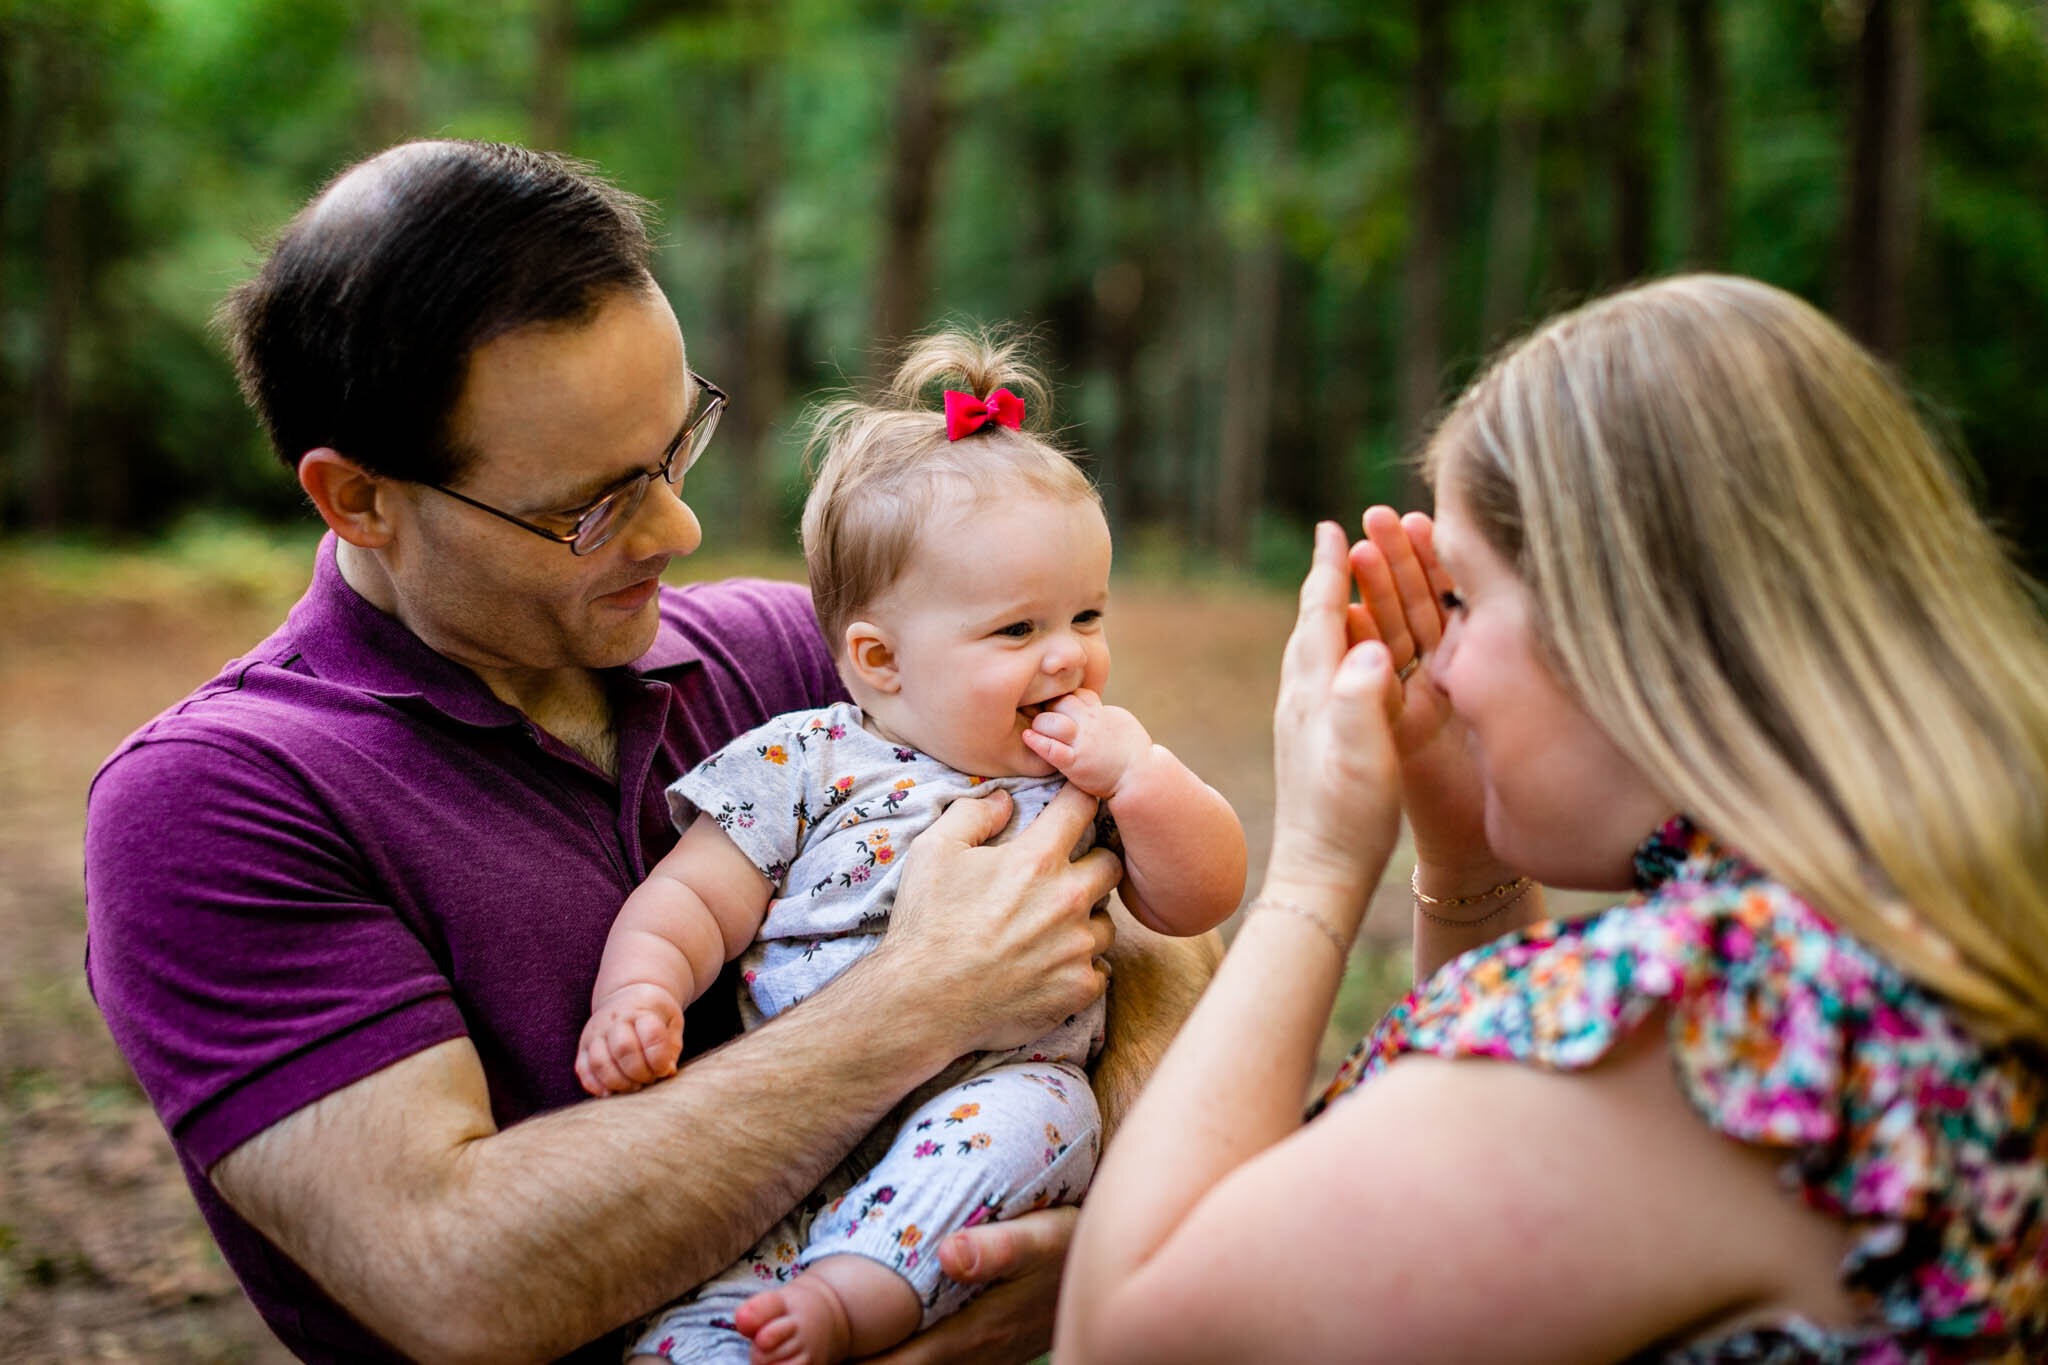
[{"xmin": 1055, "ymin": 275, "xmax": 2048, "ymax": 1361}]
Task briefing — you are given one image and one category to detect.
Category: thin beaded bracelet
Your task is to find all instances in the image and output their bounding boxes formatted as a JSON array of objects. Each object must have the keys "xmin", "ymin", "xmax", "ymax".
[
  {"xmin": 1409, "ymin": 868, "xmax": 1534, "ymax": 928},
  {"xmin": 1244, "ymin": 896, "xmax": 1350, "ymax": 960}
]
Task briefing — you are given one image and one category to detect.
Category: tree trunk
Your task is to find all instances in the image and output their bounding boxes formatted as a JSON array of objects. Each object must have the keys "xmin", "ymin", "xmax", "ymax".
[
  {"xmin": 1214, "ymin": 44, "xmax": 1302, "ymax": 565},
  {"xmin": 870, "ymin": 22, "xmax": 954, "ymax": 353},
  {"xmin": 730, "ymin": 26, "xmax": 785, "ymax": 544},
  {"xmin": 1840, "ymin": 0, "xmax": 1923, "ymax": 360},
  {"xmin": 1677, "ymin": 0, "xmax": 1728, "ymax": 265},
  {"xmin": 1481, "ymin": 89, "xmax": 1541, "ymax": 346},
  {"xmin": 1264, "ymin": 255, "xmax": 1323, "ymax": 525},
  {"xmin": 30, "ymin": 42, "xmax": 79, "ymax": 531},
  {"xmin": 1610, "ymin": 0, "xmax": 1655, "ymax": 282},
  {"xmin": 531, "ymin": 0, "xmax": 574, "ymax": 151},
  {"xmin": 1398, "ymin": 0, "xmax": 1455, "ymax": 478},
  {"xmin": 1095, "ymin": 129, "xmax": 1164, "ymax": 536},
  {"xmin": 1021, "ymin": 117, "xmax": 1089, "ymax": 399},
  {"xmin": 1214, "ymin": 242, "xmax": 1280, "ymax": 565},
  {"xmin": 1162, "ymin": 66, "xmax": 1215, "ymax": 547},
  {"xmin": 0, "ymin": 17, "xmax": 17, "ymax": 520},
  {"xmin": 1093, "ymin": 255, "xmax": 1145, "ymax": 536},
  {"xmin": 362, "ymin": 2, "xmax": 420, "ymax": 150}
]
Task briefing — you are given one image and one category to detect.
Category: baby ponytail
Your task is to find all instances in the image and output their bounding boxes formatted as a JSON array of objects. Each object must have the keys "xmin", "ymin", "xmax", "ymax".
[{"xmin": 799, "ymin": 325, "xmax": 1096, "ymax": 652}]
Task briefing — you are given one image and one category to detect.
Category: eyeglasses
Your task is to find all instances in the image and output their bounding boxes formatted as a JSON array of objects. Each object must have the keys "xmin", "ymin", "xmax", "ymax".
[{"xmin": 423, "ymin": 371, "xmax": 726, "ymax": 556}]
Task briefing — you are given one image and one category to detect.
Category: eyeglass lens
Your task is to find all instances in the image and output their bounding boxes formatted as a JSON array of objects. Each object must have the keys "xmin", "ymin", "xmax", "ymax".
[{"xmin": 569, "ymin": 389, "xmax": 724, "ymax": 555}]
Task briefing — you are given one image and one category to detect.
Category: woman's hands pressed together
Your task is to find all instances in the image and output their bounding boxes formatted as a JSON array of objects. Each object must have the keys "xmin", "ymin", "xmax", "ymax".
[
  {"xmin": 1346, "ymin": 506, "xmax": 1513, "ymax": 887},
  {"xmin": 1263, "ymin": 520, "xmax": 1410, "ymax": 918}
]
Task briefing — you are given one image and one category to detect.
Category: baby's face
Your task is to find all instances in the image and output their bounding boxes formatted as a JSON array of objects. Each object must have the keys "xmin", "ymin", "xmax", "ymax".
[{"xmin": 858, "ymin": 491, "xmax": 1112, "ymax": 778}]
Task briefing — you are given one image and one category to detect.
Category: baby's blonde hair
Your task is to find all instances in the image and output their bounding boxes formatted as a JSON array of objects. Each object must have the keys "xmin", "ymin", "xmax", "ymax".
[
  {"xmin": 1426, "ymin": 273, "xmax": 2048, "ymax": 1043},
  {"xmin": 801, "ymin": 326, "xmax": 1099, "ymax": 650}
]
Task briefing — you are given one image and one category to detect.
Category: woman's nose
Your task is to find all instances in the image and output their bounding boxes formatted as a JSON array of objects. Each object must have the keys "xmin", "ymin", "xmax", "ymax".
[{"xmin": 1425, "ymin": 621, "xmax": 1457, "ymax": 690}]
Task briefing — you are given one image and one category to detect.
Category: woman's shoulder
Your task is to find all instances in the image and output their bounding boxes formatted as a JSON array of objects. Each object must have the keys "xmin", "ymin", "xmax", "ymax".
[
  {"xmin": 1320, "ymin": 815, "xmax": 2048, "ymax": 1356},
  {"xmin": 1324, "ymin": 817, "xmax": 1975, "ymax": 1108}
]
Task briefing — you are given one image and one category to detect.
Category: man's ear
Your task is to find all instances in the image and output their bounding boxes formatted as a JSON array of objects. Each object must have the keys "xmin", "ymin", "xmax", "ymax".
[
  {"xmin": 841, "ymin": 621, "xmax": 901, "ymax": 694},
  {"xmin": 298, "ymin": 448, "xmax": 396, "ymax": 549}
]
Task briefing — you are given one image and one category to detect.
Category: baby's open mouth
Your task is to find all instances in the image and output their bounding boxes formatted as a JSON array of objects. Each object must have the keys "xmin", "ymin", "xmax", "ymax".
[{"xmin": 1018, "ymin": 700, "xmax": 1054, "ymax": 722}]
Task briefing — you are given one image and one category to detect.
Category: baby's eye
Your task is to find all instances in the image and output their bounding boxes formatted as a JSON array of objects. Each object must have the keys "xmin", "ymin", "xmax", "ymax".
[
  {"xmin": 1073, "ymin": 609, "xmax": 1103, "ymax": 626},
  {"xmin": 1438, "ymin": 589, "xmax": 1466, "ymax": 614},
  {"xmin": 995, "ymin": 621, "xmax": 1034, "ymax": 638}
]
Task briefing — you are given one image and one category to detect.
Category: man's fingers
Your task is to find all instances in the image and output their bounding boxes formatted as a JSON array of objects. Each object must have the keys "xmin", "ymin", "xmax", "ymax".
[
  {"xmin": 1070, "ymin": 845, "xmax": 1124, "ymax": 908},
  {"xmin": 924, "ymin": 786, "xmax": 1016, "ymax": 850},
  {"xmin": 1012, "ymin": 779, "xmax": 1098, "ymax": 854},
  {"xmin": 1088, "ymin": 906, "xmax": 1117, "ymax": 963},
  {"xmin": 938, "ymin": 1206, "xmax": 1080, "ymax": 1284}
]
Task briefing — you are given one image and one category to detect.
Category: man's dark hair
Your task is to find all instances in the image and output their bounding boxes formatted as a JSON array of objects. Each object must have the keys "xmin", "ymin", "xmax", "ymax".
[{"xmin": 221, "ymin": 140, "xmax": 657, "ymax": 482}]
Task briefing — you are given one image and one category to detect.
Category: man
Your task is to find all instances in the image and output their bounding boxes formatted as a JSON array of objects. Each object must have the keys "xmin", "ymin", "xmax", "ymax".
[{"xmin": 83, "ymin": 141, "xmax": 1216, "ymax": 1364}]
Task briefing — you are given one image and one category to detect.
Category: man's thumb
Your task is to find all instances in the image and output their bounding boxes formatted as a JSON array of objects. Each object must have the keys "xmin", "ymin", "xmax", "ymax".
[
  {"xmin": 929, "ymin": 786, "xmax": 1015, "ymax": 849},
  {"xmin": 938, "ymin": 1206, "xmax": 1078, "ymax": 1284}
]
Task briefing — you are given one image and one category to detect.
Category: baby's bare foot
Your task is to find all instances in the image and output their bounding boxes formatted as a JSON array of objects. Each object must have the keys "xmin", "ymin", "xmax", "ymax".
[
  {"xmin": 734, "ymin": 1279, "xmax": 852, "ymax": 1365},
  {"xmin": 737, "ymin": 1255, "xmax": 920, "ymax": 1365}
]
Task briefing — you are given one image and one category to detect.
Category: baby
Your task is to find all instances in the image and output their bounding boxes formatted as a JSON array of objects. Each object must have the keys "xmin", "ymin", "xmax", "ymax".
[{"xmin": 577, "ymin": 329, "xmax": 1246, "ymax": 1365}]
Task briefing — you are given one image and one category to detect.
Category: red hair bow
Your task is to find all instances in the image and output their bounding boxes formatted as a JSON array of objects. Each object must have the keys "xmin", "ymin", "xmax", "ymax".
[{"xmin": 944, "ymin": 387, "xmax": 1025, "ymax": 441}]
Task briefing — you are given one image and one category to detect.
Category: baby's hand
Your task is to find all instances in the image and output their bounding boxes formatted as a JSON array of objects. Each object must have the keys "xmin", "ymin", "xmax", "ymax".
[
  {"xmin": 575, "ymin": 983, "xmax": 684, "ymax": 1097},
  {"xmin": 1021, "ymin": 688, "xmax": 1154, "ymax": 800}
]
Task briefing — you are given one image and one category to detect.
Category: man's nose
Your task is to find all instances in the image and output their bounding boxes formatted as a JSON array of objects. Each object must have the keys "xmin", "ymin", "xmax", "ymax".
[{"xmin": 618, "ymin": 477, "xmax": 701, "ymax": 561}]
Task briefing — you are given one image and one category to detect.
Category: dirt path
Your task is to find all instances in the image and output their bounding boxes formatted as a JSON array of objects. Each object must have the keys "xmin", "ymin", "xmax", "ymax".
[{"xmin": 0, "ymin": 541, "xmax": 1420, "ymax": 1361}]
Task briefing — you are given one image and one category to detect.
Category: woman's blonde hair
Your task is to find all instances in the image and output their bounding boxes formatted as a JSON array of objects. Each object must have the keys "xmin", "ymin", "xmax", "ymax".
[
  {"xmin": 800, "ymin": 326, "xmax": 1098, "ymax": 649},
  {"xmin": 1426, "ymin": 273, "xmax": 2048, "ymax": 1042}
]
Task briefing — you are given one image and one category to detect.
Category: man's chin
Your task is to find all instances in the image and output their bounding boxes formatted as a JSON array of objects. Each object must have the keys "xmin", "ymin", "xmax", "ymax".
[{"xmin": 583, "ymin": 600, "xmax": 663, "ymax": 669}]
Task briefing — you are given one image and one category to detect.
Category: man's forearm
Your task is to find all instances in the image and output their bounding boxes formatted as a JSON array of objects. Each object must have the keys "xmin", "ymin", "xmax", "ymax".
[
  {"xmin": 1091, "ymin": 898, "xmax": 1223, "ymax": 1139},
  {"xmin": 219, "ymin": 787, "xmax": 1124, "ymax": 1364},
  {"xmin": 217, "ymin": 958, "xmax": 963, "ymax": 1365}
]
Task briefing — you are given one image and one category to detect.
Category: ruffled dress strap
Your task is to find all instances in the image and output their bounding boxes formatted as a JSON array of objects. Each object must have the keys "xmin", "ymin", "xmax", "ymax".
[{"xmin": 1314, "ymin": 816, "xmax": 2048, "ymax": 1362}]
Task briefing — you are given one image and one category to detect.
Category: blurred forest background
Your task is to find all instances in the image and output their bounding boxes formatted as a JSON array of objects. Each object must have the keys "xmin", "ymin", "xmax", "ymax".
[
  {"xmin": 4, "ymin": 0, "xmax": 2048, "ymax": 577},
  {"xmin": 4, "ymin": 2, "xmax": 2047, "ymax": 1356}
]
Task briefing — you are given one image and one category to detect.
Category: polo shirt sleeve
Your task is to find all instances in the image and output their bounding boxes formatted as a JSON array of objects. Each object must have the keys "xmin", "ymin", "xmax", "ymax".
[
  {"xmin": 671, "ymin": 714, "xmax": 820, "ymax": 887},
  {"xmin": 84, "ymin": 735, "xmax": 466, "ymax": 1172}
]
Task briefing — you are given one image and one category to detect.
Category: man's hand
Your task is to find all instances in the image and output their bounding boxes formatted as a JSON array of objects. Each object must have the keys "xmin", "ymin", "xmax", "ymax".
[
  {"xmin": 864, "ymin": 784, "xmax": 1121, "ymax": 1056},
  {"xmin": 1021, "ymin": 688, "xmax": 1155, "ymax": 800},
  {"xmin": 575, "ymin": 983, "xmax": 684, "ymax": 1096},
  {"xmin": 860, "ymin": 1208, "xmax": 1076, "ymax": 1364}
]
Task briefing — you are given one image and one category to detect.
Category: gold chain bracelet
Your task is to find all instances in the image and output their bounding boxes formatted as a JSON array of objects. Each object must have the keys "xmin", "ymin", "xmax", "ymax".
[
  {"xmin": 1244, "ymin": 896, "xmax": 1350, "ymax": 960},
  {"xmin": 1409, "ymin": 868, "xmax": 1534, "ymax": 928}
]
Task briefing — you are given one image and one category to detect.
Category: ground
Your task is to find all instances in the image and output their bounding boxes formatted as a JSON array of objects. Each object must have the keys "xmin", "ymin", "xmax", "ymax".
[{"xmin": 0, "ymin": 530, "xmax": 1425, "ymax": 1362}]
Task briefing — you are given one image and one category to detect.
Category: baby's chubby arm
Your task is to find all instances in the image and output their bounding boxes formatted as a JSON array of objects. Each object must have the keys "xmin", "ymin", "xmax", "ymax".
[
  {"xmin": 1023, "ymin": 689, "xmax": 1247, "ymax": 937},
  {"xmin": 576, "ymin": 814, "xmax": 772, "ymax": 1097}
]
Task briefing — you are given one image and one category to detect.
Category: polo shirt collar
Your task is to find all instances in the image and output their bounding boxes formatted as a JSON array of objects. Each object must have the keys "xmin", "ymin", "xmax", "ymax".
[{"xmin": 287, "ymin": 534, "xmax": 704, "ymax": 729}]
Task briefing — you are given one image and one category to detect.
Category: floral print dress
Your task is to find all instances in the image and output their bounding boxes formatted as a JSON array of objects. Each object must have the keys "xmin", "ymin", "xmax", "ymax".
[{"xmin": 1317, "ymin": 816, "xmax": 2048, "ymax": 1363}]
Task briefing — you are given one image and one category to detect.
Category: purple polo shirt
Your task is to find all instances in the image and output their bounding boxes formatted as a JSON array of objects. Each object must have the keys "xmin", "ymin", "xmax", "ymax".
[{"xmin": 83, "ymin": 534, "xmax": 845, "ymax": 1363}]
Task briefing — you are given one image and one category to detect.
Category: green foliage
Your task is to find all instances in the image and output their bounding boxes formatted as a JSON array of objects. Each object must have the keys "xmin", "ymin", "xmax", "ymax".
[{"xmin": 1, "ymin": 0, "xmax": 2043, "ymax": 577}]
